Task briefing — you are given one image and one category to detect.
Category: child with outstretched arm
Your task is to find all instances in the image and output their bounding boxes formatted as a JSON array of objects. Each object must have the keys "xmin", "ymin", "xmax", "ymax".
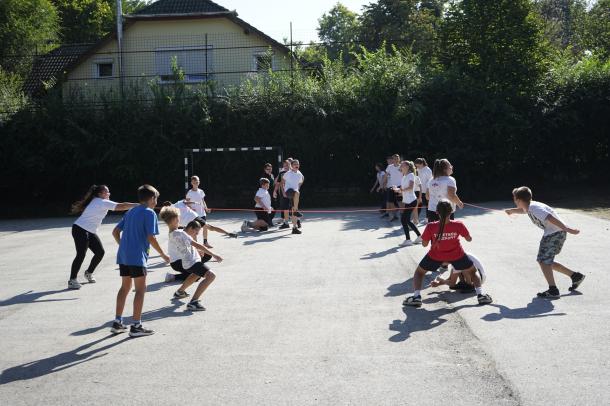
[{"xmin": 505, "ymin": 186, "xmax": 585, "ymax": 298}]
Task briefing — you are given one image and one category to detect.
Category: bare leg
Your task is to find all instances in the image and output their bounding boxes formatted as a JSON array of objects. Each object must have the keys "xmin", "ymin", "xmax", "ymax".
[
  {"xmin": 192, "ymin": 271, "xmax": 216, "ymax": 301},
  {"xmin": 115, "ymin": 276, "xmax": 132, "ymax": 318},
  {"xmin": 291, "ymin": 191, "xmax": 300, "ymax": 227},
  {"xmin": 538, "ymin": 262, "xmax": 557, "ymax": 286},
  {"xmin": 178, "ymin": 273, "xmax": 199, "ymax": 292},
  {"xmin": 132, "ymin": 276, "xmax": 147, "ymax": 321},
  {"xmin": 464, "ymin": 267, "xmax": 480, "ymax": 287},
  {"xmin": 552, "ymin": 261, "xmax": 574, "ymax": 277},
  {"xmin": 412, "ymin": 266, "xmax": 427, "ymax": 291},
  {"xmin": 202, "ymin": 227, "xmax": 209, "ymax": 241}
]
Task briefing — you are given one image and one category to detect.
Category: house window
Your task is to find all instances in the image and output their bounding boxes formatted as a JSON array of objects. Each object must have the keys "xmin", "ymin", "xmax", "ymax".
[
  {"xmin": 155, "ymin": 46, "xmax": 213, "ymax": 83},
  {"xmin": 254, "ymin": 53, "xmax": 273, "ymax": 72},
  {"xmin": 95, "ymin": 62, "xmax": 113, "ymax": 78}
]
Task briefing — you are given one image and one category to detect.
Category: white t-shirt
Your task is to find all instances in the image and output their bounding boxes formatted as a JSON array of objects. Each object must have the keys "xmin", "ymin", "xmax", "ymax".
[
  {"xmin": 283, "ymin": 170, "xmax": 304, "ymax": 192},
  {"xmin": 74, "ymin": 197, "xmax": 118, "ymax": 234},
  {"xmin": 173, "ymin": 201, "xmax": 199, "ymax": 227},
  {"xmin": 527, "ymin": 201, "xmax": 564, "ymax": 237},
  {"xmin": 386, "ymin": 164, "xmax": 402, "ymax": 187},
  {"xmin": 186, "ymin": 189, "xmax": 206, "ymax": 216},
  {"xmin": 168, "ymin": 229, "xmax": 201, "ymax": 269},
  {"xmin": 427, "ymin": 176, "xmax": 457, "ymax": 212},
  {"xmin": 413, "ymin": 175, "xmax": 422, "ymax": 193},
  {"xmin": 376, "ymin": 171, "xmax": 386, "ymax": 188},
  {"xmin": 401, "ymin": 173, "xmax": 417, "ymax": 204},
  {"xmin": 418, "ymin": 166, "xmax": 433, "ymax": 194},
  {"xmin": 255, "ymin": 188, "xmax": 272, "ymax": 213}
]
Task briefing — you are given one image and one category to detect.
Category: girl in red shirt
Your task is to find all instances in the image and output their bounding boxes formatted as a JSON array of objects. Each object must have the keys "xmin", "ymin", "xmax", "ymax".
[{"xmin": 403, "ymin": 200, "xmax": 493, "ymax": 307}]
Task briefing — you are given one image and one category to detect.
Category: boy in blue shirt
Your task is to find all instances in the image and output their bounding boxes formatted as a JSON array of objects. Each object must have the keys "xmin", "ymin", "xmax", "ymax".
[{"xmin": 110, "ymin": 185, "xmax": 169, "ymax": 337}]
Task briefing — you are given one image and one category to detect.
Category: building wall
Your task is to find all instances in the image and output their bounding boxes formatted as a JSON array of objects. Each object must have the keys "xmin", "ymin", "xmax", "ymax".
[{"xmin": 63, "ymin": 17, "xmax": 291, "ymax": 100}]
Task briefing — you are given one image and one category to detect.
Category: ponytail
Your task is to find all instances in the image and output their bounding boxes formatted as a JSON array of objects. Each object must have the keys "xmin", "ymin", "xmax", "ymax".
[
  {"xmin": 434, "ymin": 199, "xmax": 453, "ymax": 246},
  {"xmin": 70, "ymin": 184, "xmax": 107, "ymax": 214},
  {"xmin": 432, "ymin": 158, "xmax": 451, "ymax": 179}
]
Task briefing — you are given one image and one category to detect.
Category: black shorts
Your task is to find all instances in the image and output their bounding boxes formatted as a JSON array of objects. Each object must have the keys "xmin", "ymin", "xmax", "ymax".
[
  {"xmin": 170, "ymin": 260, "xmax": 209, "ymax": 277},
  {"xmin": 255, "ymin": 210, "xmax": 275, "ymax": 227},
  {"xmin": 426, "ymin": 210, "xmax": 455, "ymax": 222},
  {"xmin": 119, "ymin": 264, "xmax": 147, "ymax": 278},
  {"xmin": 386, "ymin": 188, "xmax": 399, "ymax": 206},
  {"xmin": 418, "ymin": 254, "xmax": 473, "ymax": 272},
  {"xmin": 280, "ymin": 196, "xmax": 290, "ymax": 210}
]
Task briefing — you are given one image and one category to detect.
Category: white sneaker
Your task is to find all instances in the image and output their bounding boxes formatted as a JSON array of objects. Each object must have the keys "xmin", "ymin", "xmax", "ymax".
[
  {"xmin": 84, "ymin": 271, "xmax": 96, "ymax": 283},
  {"xmin": 413, "ymin": 236, "xmax": 422, "ymax": 244},
  {"xmin": 241, "ymin": 221, "xmax": 249, "ymax": 233},
  {"xmin": 164, "ymin": 272, "xmax": 175, "ymax": 283},
  {"xmin": 68, "ymin": 279, "xmax": 82, "ymax": 290},
  {"xmin": 420, "ymin": 220, "xmax": 428, "ymax": 225},
  {"xmin": 400, "ymin": 239, "xmax": 414, "ymax": 247}
]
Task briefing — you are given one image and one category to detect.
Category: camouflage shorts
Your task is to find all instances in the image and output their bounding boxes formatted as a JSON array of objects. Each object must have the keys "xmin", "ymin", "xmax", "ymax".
[{"xmin": 537, "ymin": 231, "xmax": 567, "ymax": 265}]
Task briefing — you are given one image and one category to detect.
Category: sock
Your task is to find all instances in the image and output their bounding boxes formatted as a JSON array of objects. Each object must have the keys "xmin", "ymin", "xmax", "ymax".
[
  {"xmin": 133, "ymin": 320, "xmax": 141, "ymax": 327},
  {"xmin": 413, "ymin": 290, "xmax": 421, "ymax": 297},
  {"xmin": 475, "ymin": 287, "xmax": 483, "ymax": 295},
  {"xmin": 115, "ymin": 316, "xmax": 123, "ymax": 324}
]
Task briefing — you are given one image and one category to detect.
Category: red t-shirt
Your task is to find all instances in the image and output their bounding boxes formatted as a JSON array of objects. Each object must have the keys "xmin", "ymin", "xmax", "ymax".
[{"xmin": 421, "ymin": 220, "xmax": 470, "ymax": 261}]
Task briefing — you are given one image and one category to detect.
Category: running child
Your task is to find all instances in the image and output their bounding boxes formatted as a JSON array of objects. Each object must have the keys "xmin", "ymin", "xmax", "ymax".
[
  {"xmin": 242, "ymin": 178, "xmax": 275, "ymax": 232},
  {"xmin": 505, "ymin": 187, "xmax": 585, "ymax": 298},
  {"xmin": 159, "ymin": 208, "xmax": 220, "ymax": 310},
  {"xmin": 403, "ymin": 200, "xmax": 493, "ymax": 307},
  {"xmin": 69, "ymin": 185, "xmax": 138, "ymax": 289},
  {"xmin": 393, "ymin": 161, "xmax": 422, "ymax": 246},
  {"xmin": 111, "ymin": 185, "xmax": 169, "ymax": 337}
]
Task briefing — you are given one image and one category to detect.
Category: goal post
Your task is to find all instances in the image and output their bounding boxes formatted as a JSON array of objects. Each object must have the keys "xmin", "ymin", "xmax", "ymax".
[{"xmin": 183, "ymin": 146, "xmax": 284, "ymax": 191}]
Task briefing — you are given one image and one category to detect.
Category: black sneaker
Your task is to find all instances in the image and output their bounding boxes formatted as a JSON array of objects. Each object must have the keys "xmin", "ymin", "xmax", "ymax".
[
  {"xmin": 450, "ymin": 281, "xmax": 471, "ymax": 291},
  {"xmin": 110, "ymin": 321, "xmax": 127, "ymax": 334},
  {"xmin": 186, "ymin": 300, "xmax": 206, "ymax": 311},
  {"xmin": 279, "ymin": 223, "xmax": 290, "ymax": 230},
  {"xmin": 292, "ymin": 227, "xmax": 302, "ymax": 235},
  {"xmin": 227, "ymin": 232, "xmax": 238, "ymax": 238},
  {"xmin": 295, "ymin": 211, "xmax": 303, "ymax": 218},
  {"xmin": 402, "ymin": 295, "xmax": 422, "ymax": 307},
  {"xmin": 537, "ymin": 288, "xmax": 560, "ymax": 299},
  {"xmin": 173, "ymin": 290, "xmax": 190, "ymax": 299},
  {"xmin": 297, "ymin": 219, "xmax": 301, "ymax": 228},
  {"xmin": 129, "ymin": 324, "xmax": 155, "ymax": 337},
  {"xmin": 569, "ymin": 273, "xmax": 585, "ymax": 291},
  {"xmin": 477, "ymin": 294, "xmax": 493, "ymax": 305}
]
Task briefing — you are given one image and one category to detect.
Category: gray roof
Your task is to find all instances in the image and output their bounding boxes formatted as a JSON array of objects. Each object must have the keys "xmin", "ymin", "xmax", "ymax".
[
  {"xmin": 23, "ymin": 44, "xmax": 93, "ymax": 97},
  {"xmin": 133, "ymin": 0, "xmax": 230, "ymax": 15}
]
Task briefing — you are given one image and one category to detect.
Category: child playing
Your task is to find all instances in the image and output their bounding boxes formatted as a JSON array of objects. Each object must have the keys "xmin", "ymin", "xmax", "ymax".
[
  {"xmin": 392, "ymin": 160, "xmax": 422, "ymax": 246},
  {"xmin": 430, "ymin": 253, "xmax": 487, "ymax": 293},
  {"xmin": 505, "ymin": 186, "xmax": 585, "ymax": 298},
  {"xmin": 403, "ymin": 199, "xmax": 493, "ymax": 307},
  {"xmin": 186, "ymin": 175, "xmax": 213, "ymax": 247},
  {"xmin": 242, "ymin": 178, "xmax": 275, "ymax": 232},
  {"xmin": 111, "ymin": 185, "xmax": 169, "ymax": 337},
  {"xmin": 159, "ymin": 208, "xmax": 220, "ymax": 311}
]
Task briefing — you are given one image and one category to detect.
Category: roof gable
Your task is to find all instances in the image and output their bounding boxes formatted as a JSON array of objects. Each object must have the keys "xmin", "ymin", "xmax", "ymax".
[{"xmin": 134, "ymin": 0, "xmax": 229, "ymax": 15}]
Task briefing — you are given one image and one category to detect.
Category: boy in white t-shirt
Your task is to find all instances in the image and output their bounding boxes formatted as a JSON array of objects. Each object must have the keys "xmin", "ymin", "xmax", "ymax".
[
  {"xmin": 242, "ymin": 178, "xmax": 275, "ymax": 232},
  {"xmin": 159, "ymin": 207, "xmax": 221, "ymax": 311},
  {"xmin": 282, "ymin": 159, "xmax": 305, "ymax": 235},
  {"xmin": 383, "ymin": 154, "xmax": 403, "ymax": 221},
  {"xmin": 414, "ymin": 158, "xmax": 432, "ymax": 224},
  {"xmin": 506, "ymin": 186, "xmax": 585, "ymax": 298}
]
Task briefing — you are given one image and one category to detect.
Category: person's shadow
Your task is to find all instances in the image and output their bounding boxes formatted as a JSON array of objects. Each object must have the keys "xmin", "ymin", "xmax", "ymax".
[
  {"xmin": 481, "ymin": 298, "xmax": 568, "ymax": 321},
  {"xmin": 70, "ymin": 302, "xmax": 194, "ymax": 336},
  {"xmin": 389, "ymin": 304, "xmax": 477, "ymax": 342},
  {"xmin": 0, "ymin": 334, "xmax": 129, "ymax": 384},
  {"xmin": 0, "ymin": 290, "xmax": 78, "ymax": 307},
  {"xmin": 242, "ymin": 234, "xmax": 290, "ymax": 245}
]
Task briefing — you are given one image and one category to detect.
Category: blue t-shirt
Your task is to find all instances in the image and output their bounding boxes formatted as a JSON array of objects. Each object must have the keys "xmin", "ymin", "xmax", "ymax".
[{"xmin": 116, "ymin": 205, "xmax": 159, "ymax": 267}]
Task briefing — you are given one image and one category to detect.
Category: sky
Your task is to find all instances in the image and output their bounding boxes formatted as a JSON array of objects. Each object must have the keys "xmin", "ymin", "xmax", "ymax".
[{"xmin": 215, "ymin": 0, "xmax": 372, "ymax": 44}]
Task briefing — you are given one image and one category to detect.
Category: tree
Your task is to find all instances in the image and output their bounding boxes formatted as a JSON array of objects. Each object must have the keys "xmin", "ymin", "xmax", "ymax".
[
  {"xmin": 51, "ymin": 0, "xmax": 150, "ymax": 43},
  {"xmin": 440, "ymin": 0, "xmax": 550, "ymax": 96},
  {"xmin": 0, "ymin": 0, "xmax": 59, "ymax": 76},
  {"xmin": 358, "ymin": 0, "xmax": 444, "ymax": 59},
  {"xmin": 580, "ymin": 0, "xmax": 610, "ymax": 59},
  {"xmin": 534, "ymin": 0, "xmax": 588, "ymax": 51},
  {"xmin": 317, "ymin": 3, "xmax": 361, "ymax": 62}
]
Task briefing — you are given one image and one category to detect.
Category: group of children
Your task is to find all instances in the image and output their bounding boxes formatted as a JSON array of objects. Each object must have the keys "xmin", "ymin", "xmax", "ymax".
[
  {"xmin": 373, "ymin": 155, "xmax": 586, "ymax": 308},
  {"xmin": 67, "ymin": 156, "xmax": 586, "ymax": 337}
]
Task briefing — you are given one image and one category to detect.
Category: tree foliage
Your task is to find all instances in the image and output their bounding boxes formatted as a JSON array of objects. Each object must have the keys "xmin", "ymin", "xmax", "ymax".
[
  {"xmin": 317, "ymin": 3, "xmax": 361, "ymax": 63},
  {"xmin": 0, "ymin": 0, "xmax": 59, "ymax": 76}
]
